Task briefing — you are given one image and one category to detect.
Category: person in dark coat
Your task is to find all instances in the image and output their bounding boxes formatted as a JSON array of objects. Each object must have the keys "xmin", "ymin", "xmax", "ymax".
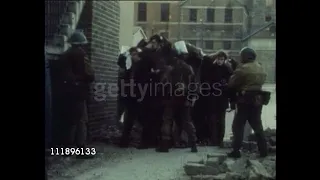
[
  {"xmin": 205, "ymin": 51, "xmax": 233, "ymax": 147},
  {"xmin": 118, "ymin": 47, "xmax": 146, "ymax": 148},
  {"xmin": 227, "ymin": 47, "xmax": 268, "ymax": 158}
]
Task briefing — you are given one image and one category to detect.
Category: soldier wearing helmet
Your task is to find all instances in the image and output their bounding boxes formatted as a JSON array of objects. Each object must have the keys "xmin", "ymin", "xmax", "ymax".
[
  {"xmin": 227, "ymin": 47, "xmax": 269, "ymax": 158},
  {"xmin": 59, "ymin": 30, "xmax": 95, "ymax": 159}
]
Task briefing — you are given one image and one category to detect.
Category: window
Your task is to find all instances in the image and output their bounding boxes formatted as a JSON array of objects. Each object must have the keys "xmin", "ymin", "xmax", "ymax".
[
  {"xmin": 188, "ymin": 40, "xmax": 196, "ymax": 46},
  {"xmin": 189, "ymin": 9, "xmax": 197, "ymax": 22},
  {"xmin": 223, "ymin": 41, "xmax": 232, "ymax": 50},
  {"xmin": 265, "ymin": 15, "xmax": 272, "ymax": 22},
  {"xmin": 204, "ymin": 41, "xmax": 214, "ymax": 49},
  {"xmin": 138, "ymin": 3, "xmax": 147, "ymax": 21},
  {"xmin": 206, "ymin": 9, "xmax": 215, "ymax": 22},
  {"xmin": 160, "ymin": 3, "xmax": 170, "ymax": 21},
  {"xmin": 224, "ymin": 8, "xmax": 233, "ymax": 23},
  {"xmin": 160, "ymin": 32, "xmax": 169, "ymax": 39}
]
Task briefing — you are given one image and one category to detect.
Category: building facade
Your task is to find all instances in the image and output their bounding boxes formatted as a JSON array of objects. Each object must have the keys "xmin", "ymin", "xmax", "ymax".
[
  {"xmin": 134, "ymin": 0, "xmax": 248, "ymax": 56},
  {"xmin": 242, "ymin": 0, "xmax": 276, "ymax": 83}
]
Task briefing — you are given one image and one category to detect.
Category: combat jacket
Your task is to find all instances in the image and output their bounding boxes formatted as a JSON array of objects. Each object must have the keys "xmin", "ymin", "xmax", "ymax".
[
  {"xmin": 59, "ymin": 46, "xmax": 95, "ymax": 100},
  {"xmin": 228, "ymin": 61, "xmax": 266, "ymax": 92}
]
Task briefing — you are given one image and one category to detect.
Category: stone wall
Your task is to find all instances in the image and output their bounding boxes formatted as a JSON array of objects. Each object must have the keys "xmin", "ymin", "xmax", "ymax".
[{"xmin": 77, "ymin": 1, "xmax": 120, "ymax": 140}]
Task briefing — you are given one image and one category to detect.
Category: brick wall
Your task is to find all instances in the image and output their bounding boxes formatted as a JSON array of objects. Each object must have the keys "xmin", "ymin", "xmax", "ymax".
[{"xmin": 77, "ymin": 1, "xmax": 120, "ymax": 140}]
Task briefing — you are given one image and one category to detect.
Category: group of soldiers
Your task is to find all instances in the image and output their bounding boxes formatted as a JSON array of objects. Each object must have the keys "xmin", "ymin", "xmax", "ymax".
[{"xmin": 53, "ymin": 30, "xmax": 271, "ymax": 159}]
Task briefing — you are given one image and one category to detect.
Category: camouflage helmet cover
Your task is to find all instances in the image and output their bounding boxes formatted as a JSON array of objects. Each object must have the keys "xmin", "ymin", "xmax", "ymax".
[
  {"xmin": 68, "ymin": 30, "xmax": 88, "ymax": 45},
  {"xmin": 240, "ymin": 47, "xmax": 256, "ymax": 61}
]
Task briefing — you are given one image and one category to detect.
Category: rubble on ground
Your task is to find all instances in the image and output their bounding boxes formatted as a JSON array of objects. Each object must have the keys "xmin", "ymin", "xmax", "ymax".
[
  {"xmin": 183, "ymin": 152, "xmax": 276, "ymax": 180},
  {"xmin": 229, "ymin": 128, "xmax": 276, "ymax": 154}
]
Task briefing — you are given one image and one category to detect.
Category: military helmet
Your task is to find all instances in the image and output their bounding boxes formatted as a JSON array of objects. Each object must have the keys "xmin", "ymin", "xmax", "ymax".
[
  {"xmin": 68, "ymin": 30, "xmax": 88, "ymax": 45},
  {"xmin": 240, "ymin": 47, "xmax": 256, "ymax": 61}
]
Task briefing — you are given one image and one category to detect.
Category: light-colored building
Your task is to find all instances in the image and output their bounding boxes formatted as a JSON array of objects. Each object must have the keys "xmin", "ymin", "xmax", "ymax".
[
  {"xmin": 134, "ymin": 0, "xmax": 248, "ymax": 56},
  {"xmin": 119, "ymin": 2, "xmax": 147, "ymax": 49},
  {"xmin": 242, "ymin": 0, "xmax": 276, "ymax": 83}
]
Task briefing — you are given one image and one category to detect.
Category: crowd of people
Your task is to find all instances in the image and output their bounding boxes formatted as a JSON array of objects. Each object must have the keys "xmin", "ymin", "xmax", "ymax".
[
  {"xmin": 51, "ymin": 31, "xmax": 271, "ymax": 160},
  {"xmin": 116, "ymin": 34, "xmax": 271, "ymax": 158}
]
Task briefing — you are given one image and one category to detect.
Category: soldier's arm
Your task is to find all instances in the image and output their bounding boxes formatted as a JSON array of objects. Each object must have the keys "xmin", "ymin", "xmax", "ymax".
[{"xmin": 228, "ymin": 65, "xmax": 246, "ymax": 90}]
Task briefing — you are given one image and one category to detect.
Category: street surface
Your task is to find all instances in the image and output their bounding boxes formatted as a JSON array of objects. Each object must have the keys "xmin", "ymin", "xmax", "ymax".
[{"xmin": 48, "ymin": 84, "xmax": 276, "ymax": 180}]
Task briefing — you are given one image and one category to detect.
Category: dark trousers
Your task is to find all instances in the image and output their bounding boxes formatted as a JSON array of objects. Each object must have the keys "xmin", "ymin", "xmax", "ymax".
[
  {"xmin": 232, "ymin": 103, "xmax": 267, "ymax": 153},
  {"xmin": 139, "ymin": 100, "xmax": 163, "ymax": 146},
  {"xmin": 161, "ymin": 103, "xmax": 197, "ymax": 144},
  {"xmin": 208, "ymin": 110, "xmax": 226, "ymax": 145},
  {"xmin": 193, "ymin": 96, "xmax": 210, "ymax": 141},
  {"xmin": 121, "ymin": 99, "xmax": 140, "ymax": 140}
]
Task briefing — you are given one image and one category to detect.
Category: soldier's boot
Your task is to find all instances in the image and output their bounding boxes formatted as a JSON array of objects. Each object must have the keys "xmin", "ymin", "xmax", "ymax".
[
  {"xmin": 156, "ymin": 140, "xmax": 170, "ymax": 152},
  {"xmin": 227, "ymin": 150, "xmax": 241, "ymax": 158}
]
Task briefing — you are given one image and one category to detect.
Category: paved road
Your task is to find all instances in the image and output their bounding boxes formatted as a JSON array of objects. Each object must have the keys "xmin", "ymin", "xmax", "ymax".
[{"xmin": 48, "ymin": 145, "xmax": 229, "ymax": 180}]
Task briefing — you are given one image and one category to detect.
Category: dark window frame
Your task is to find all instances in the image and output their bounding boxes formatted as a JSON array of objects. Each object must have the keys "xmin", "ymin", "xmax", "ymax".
[
  {"xmin": 204, "ymin": 41, "xmax": 214, "ymax": 49},
  {"xmin": 223, "ymin": 41, "xmax": 232, "ymax": 50},
  {"xmin": 206, "ymin": 8, "xmax": 215, "ymax": 22},
  {"xmin": 160, "ymin": 3, "xmax": 170, "ymax": 22},
  {"xmin": 224, "ymin": 8, "xmax": 233, "ymax": 23},
  {"xmin": 189, "ymin": 9, "xmax": 197, "ymax": 22},
  {"xmin": 138, "ymin": 3, "xmax": 147, "ymax": 21}
]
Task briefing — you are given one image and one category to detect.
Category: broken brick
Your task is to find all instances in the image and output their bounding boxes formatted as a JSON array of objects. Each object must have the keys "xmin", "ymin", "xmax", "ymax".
[{"xmin": 247, "ymin": 160, "xmax": 273, "ymax": 180}]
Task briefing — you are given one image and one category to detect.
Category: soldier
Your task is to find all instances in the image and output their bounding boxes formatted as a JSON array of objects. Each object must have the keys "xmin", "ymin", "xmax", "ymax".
[
  {"xmin": 227, "ymin": 47, "xmax": 268, "ymax": 158},
  {"xmin": 59, "ymin": 30, "xmax": 95, "ymax": 158},
  {"xmin": 157, "ymin": 41, "xmax": 198, "ymax": 153}
]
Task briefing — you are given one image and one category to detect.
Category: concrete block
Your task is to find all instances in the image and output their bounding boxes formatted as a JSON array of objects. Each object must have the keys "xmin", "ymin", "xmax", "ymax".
[
  {"xmin": 247, "ymin": 160, "xmax": 273, "ymax": 180},
  {"xmin": 219, "ymin": 159, "xmax": 235, "ymax": 173},
  {"xmin": 224, "ymin": 172, "xmax": 246, "ymax": 180},
  {"xmin": 191, "ymin": 174, "xmax": 226, "ymax": 180},
  {"xmin": 207, "ymin": 153, "xmax": 227, "ymax": 164},
  {"xmin": 184, "ymin": 163, "xmax": 220, "ymax": 176},
  {"xmin": 206, "ymin": 157, "xmax": 220, "ymax": 167}
]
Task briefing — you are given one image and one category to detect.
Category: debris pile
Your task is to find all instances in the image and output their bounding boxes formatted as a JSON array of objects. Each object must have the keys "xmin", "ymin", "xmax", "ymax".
[
  {"xmin": 183, "ymin": 153, "xmax": 276, "ymax": 180},
  {"xmin": 229, "ymin": 128, "xmax": 276, "ymax": 153}
]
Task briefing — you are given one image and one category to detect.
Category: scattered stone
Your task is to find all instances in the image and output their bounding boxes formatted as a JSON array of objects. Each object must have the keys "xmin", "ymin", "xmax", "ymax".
[
  {"xmin": 247, "ymin": 160, "xmax": 273, "ymax": 180},
  {"xmin": 224, "ymin": 172, "xmax": 246, "ymax": 180},
  {"xmin": 184, "ymin": 163, "xmax": 220, "ymax": 176},
  {"xmin": 207, "ymin": 153, "xmax": 227, "ymax": 164},
  {"xmin": 261, "ymin": 158, "xmax": 276, "ymax": 179},
  {"xmin": 268, "ymin": 146, "xmax": 276, "ymax": 153},
  {"xmin": 219, "ymin": 159, "xmax": 235, "ymax": 173},
  {"xmin": 269, "ymin": 136, "xmax": 276, "ymax": 146},
  {"xmin": 206, "ymin": 157, "xmax": 220, "ymax": 167},
  {"xmin": 191, "ymin": 174, "xmax": 227, "ymax": 180},
  {"xmin": 191, "ymin": 175, "xmax": 215, "ymax": 180}
]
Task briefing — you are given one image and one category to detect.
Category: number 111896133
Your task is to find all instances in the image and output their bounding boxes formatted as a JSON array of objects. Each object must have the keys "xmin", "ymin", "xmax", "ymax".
[{"xmin": 50, "ymin": 147, "xmax": 96, "ymax": 156}]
